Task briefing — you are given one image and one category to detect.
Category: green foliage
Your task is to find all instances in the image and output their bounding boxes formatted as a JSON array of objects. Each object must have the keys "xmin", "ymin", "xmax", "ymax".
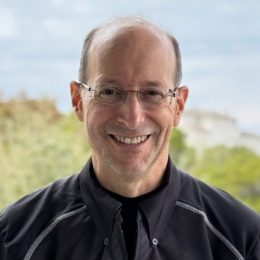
[
  {"xmin": 169, "ymin": 128, "xmax": 186, "ymax": 163},
  {"xmin": 169, "ymin": 131, "xmax": 260, "ymax": 212},
  {"xmin": 169, "ymin": 129, "xmax": 197, "ymax": 170},
  {"xmin": 190, "ymin": 146, "xmax": 260, "ymax": 211},
  {"xmin": 0, "ymin": 97, "xmax": 90, "ymax": 209}
]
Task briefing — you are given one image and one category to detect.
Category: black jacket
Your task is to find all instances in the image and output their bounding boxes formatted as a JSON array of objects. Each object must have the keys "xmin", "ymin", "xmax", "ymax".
[{"xmin": 1, "ymin": 159, "xmax": 260, "ymax": 260}]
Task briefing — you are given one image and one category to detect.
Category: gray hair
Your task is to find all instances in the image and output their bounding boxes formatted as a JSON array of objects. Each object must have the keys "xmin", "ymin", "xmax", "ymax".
[{"xmin": 78, "ymin": 16, "xmax": 182, "ymax": 88}]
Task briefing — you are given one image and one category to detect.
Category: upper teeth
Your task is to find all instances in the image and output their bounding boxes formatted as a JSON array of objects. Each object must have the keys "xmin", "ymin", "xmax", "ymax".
[{"xmin": 114, "ymin": 135, "xmax": 148, "ymax": 144}]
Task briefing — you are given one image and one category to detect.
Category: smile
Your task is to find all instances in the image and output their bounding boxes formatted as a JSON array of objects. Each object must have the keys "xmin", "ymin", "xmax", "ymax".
[{"xmin": 111, "ymin": 135, "xmax": 149, "ymax": 145}]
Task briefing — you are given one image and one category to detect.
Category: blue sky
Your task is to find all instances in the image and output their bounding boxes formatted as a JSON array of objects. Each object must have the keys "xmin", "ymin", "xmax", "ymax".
[{"xmin": 0, "ymin": 0, "xmax": 260, "ymax": 135}]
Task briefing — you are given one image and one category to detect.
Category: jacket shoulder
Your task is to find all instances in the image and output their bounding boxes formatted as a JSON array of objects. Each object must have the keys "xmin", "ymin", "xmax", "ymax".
[
  {"xmin": 177, "ymin": 170, "xmax": 260, "ymax": 257},
  {"xmin": 1, "ymin": 173, "xmax": 82, "ymax": 219},
  {"xmin": 178, "ymin": 170, "xmax": 260, "ymax": 228},
  {"xmin": 0, "ymin": 174, "xmax": 85, "ymax": 259}
]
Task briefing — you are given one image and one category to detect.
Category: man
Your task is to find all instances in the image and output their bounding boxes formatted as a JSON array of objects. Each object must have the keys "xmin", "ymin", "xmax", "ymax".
[{"xmin": 0, "ymin": 16, "xmax": 259, "ymax": 260}]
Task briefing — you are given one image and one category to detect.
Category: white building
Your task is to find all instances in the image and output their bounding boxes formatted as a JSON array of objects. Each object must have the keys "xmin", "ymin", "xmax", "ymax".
[{"xmin": 179, "ymin": 109, "xmax": 260, "ymax": 155}]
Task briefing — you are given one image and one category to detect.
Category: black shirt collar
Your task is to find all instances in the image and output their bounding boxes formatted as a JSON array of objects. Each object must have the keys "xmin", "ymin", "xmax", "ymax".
[{"xmin": 79, "ymin": 158, "xmax": 181, "ymax": 240}]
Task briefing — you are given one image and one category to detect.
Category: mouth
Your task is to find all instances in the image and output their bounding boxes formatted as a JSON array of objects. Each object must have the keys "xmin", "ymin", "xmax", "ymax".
[{"xmin": 110, "ymin": 134, "xmax": 150, "ymax": 145}]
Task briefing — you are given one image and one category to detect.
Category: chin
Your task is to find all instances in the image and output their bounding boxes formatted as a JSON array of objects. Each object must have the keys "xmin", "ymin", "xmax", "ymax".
[{"xmin": 110, "ymin": 159, "xmax": 152, "ymax": 179}]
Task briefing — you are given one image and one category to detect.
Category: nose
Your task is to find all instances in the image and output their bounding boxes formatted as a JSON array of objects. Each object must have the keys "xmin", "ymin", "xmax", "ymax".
[{"xmin": 116, "ymin": 91, "xmax": 145, "ymax": 129}]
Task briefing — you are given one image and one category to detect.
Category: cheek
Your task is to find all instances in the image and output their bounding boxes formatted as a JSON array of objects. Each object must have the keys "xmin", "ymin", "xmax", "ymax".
[
  {"xmin": 167, "ymin": 102, "xmax": 179, "ymax": 126},
  {"xmin": 82, "ymin": 101, "xmax": 99, "ymax": 137},
  {"xmin": 83, "ymin": 100, "xmax": 101, "ymax": 123},
  {"xmin": 152, "ymin": 110, "xmax": 174, "ymax": 139},
  {"xmin": 84, "ymin": 102, "xmax": 111, "ymax": 134},
  {"xmin": 162, "ymin": 107, "xmax": 174, "ymax": 128}
]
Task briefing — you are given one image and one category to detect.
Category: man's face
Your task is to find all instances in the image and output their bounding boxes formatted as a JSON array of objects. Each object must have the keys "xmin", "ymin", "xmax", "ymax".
[{"xmin": 72, "ymin": 27, "xmax": 188, "ymax": 185}]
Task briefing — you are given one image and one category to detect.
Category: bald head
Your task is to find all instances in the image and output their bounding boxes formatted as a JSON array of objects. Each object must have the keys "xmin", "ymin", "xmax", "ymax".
[{"xmin": 79, "ymin": 16, "xmax": 182, "ymax": 87}]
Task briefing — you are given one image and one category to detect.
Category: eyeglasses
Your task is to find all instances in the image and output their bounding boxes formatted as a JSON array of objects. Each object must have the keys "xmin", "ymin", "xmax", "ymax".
[{"xmin": 78, "ymin": 82, "xmax": 177, "ymax": 107}]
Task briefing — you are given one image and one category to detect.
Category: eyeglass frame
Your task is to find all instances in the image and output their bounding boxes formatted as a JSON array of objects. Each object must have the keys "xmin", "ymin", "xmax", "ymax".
[{"xmin": 77, "ymin": 81, "xmax": 178, "ymax": 107}]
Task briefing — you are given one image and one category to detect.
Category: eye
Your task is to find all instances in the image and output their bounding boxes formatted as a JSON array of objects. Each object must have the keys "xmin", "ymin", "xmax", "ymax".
[
  {"xmin": 98, "ymin": 87, "xmax": 121, "ymax": 97},
  {"xmin": 95, "ymin": 86, "xmax": 122, "ymax": 104},
  {"xmin": 142, "ymin": 89, "xmax": 164, "ymax": 97}
]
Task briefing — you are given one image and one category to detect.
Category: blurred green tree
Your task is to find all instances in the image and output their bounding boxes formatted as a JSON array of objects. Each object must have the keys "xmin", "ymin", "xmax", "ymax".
[
  {"xmin": 169, "ymin": 128, "xmax": 197, "ymax": 171},
  {"xmin": 0, "ymin": 96, "xmax": 90, "ymax": 209},
  {"xmin": 190, "ymin": 146, "xmax": 260, "ymax": 211}
]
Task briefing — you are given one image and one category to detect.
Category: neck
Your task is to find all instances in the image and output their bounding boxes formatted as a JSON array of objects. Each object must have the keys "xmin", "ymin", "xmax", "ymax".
[
  {"xmin": 104, "ymin": 176, "xmax": 164, "ymax": 197},
  {"xmin": 92, "ymin": 154, "xmax": 168, "ymax": 197}
]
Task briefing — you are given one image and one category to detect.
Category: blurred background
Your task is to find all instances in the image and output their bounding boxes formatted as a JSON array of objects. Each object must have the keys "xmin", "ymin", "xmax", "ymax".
[{"xmin": 0, "ymin": 0, "xmax": 260, "ymax": 211}]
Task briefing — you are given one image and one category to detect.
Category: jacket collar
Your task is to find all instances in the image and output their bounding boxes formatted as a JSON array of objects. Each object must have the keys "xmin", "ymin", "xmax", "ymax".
[
  {"xmin": 139, "ymin": 159, "xmax": 181, "ymax": 239},
  {"xmin": 79, "ymin": 160, "xmax": 121, "ymax": 240},
  {"xmin": 79, "ymin": 158, "xmax": 181, "ymax": 241}
]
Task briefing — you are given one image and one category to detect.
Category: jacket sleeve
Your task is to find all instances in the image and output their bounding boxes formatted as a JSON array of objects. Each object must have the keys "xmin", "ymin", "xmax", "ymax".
[
  {"xmin": 0, "ymin": 209, "xmax": 11, "ymax": 260},
  {"xmin": 247, "ymin": 235, "xmax": 260, "ymax": 260},
  {"xmin": 0, "ymin": 234, "xmax": 9, "ymax": 260}
]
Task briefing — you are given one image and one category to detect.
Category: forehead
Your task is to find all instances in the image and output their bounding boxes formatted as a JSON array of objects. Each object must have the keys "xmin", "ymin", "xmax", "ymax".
[
  {"xmin": 90, "ymin": 21, "xmax": 174, "ymax": 60},
  {"xmin": 87, "ymin": 24, "xmax": 176, "ymax": 85}
]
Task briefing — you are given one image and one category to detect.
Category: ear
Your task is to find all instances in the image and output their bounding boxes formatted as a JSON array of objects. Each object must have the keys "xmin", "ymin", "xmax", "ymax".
[
  {"xmin": 173, "ymin": 86, "xmax": 189, "ymax": 127},
  {"xmin": 70, "ymin": 81, "xmax": 84, "ymax": 121}
]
